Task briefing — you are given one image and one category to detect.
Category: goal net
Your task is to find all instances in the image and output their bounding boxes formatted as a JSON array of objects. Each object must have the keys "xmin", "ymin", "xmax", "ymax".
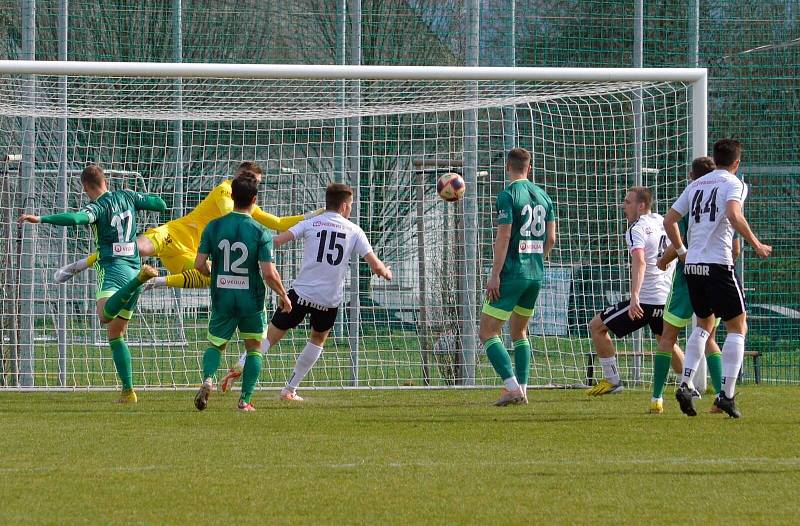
[{"xmin": 0, "ymin": 63, "xmax": 704, "ymax": 389}]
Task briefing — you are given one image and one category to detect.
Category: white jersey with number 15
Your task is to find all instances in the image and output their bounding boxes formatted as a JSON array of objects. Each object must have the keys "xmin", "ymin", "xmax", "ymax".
[{"xmin": 288, "ymin": 211, "xmax": 373, "ymax": 308}]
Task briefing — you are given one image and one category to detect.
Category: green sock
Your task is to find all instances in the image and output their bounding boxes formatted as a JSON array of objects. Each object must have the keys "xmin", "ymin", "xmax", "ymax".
[
  {"xmin": 652, "ymin": 351, "xmax": 672, "ymax": 398},
  {"xmin": 513, "ymin": 338, "xmax": 531, "ymax": 385},
  {"xmin": 484, "ymin": 336, "xmax": 513, "ymax": 380},
  {"xmin": 706, "ymin": 351, "xmax": 723, "ymax": 394},
  {"xmin": 109, "ymin": 337, "xmax": 133, "ymax": 390},
  {"xmin": 202, "ymin": 346, "xmax": 222, "ymax": 381},
  {"xmin": 240, "ymin": 351, "xmax": 263, "ymax": 404},
  {"xmin": 102, "ymin": 274, "xmax": 144, "ymax": 320}
]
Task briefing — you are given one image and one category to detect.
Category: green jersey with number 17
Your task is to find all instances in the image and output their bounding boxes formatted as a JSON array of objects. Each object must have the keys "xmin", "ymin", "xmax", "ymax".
[
  {"xmin": 80, "ymin": 189, "xmax": 157, "ymax": 266},
  {"xmin": 495, "ymin": 178, "xmax": 555, "ymax": 282}
]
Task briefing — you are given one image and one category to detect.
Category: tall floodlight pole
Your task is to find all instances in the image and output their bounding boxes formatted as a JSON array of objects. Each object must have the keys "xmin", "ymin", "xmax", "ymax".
[
  {"xmin": 461, "ymin": 0, "xmax": 480, "ymax": 385},
  {"xmin": 348, "ymin": 0, "xmax": 362, "ymax": 386},
  {"xmin": 18, "ymin": 0, "xmax": 36, "ymax": 387},
  {"xmin": 632, "ymin": 0, "xmax": 644, "ymax": 384},
  {"xmin": 56, "ymin": 0, "xmax": 69, "ymax": 387}
]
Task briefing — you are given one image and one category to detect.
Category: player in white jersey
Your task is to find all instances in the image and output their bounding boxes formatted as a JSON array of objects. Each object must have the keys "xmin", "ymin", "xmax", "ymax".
[
  {"xmin": 665, "ymin": 139, "xmax": 772, "ymax": 418},
  {"xmin": 220, "ymin": 183, "xmax": 392, "ymax": 400},
  {"xmin": 587, "ymin": 186, "xmax": 680, "ymax": 396}
]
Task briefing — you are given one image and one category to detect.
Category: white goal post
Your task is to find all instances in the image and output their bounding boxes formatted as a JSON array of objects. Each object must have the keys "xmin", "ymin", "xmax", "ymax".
[{"xmin": 0, "ymin": 61, "xmax": 706, "ymax": 390}]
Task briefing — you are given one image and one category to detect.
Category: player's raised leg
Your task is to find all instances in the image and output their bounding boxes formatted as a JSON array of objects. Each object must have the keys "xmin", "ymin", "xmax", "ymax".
[{"xmin": 54, "ymin": 235, "xmax": 156, "ymax": 284}]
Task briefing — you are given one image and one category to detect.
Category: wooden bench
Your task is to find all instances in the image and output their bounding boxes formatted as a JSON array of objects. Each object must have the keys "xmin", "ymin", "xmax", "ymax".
[{"xmin": 585, "ymin": 350, "xmax": 761, "ymax": 385}]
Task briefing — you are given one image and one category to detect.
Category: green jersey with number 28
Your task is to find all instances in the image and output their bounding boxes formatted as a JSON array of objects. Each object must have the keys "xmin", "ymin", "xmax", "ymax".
[{"xmin": 495, "ymin": 179, "xmax": 556, "ymax": 282}]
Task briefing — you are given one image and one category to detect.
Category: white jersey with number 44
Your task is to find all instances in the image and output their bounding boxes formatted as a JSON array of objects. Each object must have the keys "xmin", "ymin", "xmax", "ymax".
[
  {"xmin": 625, "ymin": 212, "xmax": 673, "ymax": 305},
  {"xmin": 288, "ymin": 211, "xmax": 373, "ymax": 308},
  {"xmin": 671, "ymin": 169, "xmax": 748, "ymax": 266}
]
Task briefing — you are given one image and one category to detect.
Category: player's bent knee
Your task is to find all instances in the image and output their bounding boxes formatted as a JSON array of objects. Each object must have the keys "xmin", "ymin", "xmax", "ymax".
[{"xmin": 588, "ymin": 315, "xmax": 606, "ymax": 335}]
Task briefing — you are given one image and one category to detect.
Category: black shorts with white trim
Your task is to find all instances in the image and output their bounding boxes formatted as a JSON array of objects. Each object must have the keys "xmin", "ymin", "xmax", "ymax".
[
  {"xmin": 271, "ymin": 289, "xmax": 339, "ymax": 333},
  {"xmin": 599, "ymin": 300, "xmax": 664, "ymax": 338},
  {"xmin": 684, "ymin": 263, "xmax": 746, "ymax": 321}
]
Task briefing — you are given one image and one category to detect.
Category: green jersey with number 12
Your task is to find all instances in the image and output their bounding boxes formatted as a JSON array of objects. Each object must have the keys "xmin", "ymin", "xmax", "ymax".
[
  {"xmin": 199, "ymin": 211, "xmax": 274, "ymax": 312},
  {"xmin": 495, "ymin": 179, "xmax": 555, "ymax": 282}
]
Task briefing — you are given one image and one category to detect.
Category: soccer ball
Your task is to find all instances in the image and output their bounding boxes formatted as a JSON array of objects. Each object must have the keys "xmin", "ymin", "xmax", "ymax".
[{"xmin": 436, "ymin": 172, "xmax": 466, "ymax": 202}]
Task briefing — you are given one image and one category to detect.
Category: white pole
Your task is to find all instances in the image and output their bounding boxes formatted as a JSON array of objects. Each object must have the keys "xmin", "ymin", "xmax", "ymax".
[
  {"xmin": 460, "ymin": 0, "xmax": 480, "ymax": 385},
  {"xmin": 347, "ymin": 0, "xmax": 361, "ymax": 387},
  {"xmin": 171, "ymin": 0, "xmax": 186, "ymax": 341},
  {"xmin": 632, "ymin": 0, "xmax": 644, "ymax": 385},
  {"xmin": 0, "ymin": 60, "xmax": 708, "ymax": 83},
  {"xmin": 503, "ymin": 0, "xmax": 516, "ymax": 152},
  {"xmin": 18, "ymin": 0, "xmax": 36, "ymax": 387},
  {"xmin": 57, "ymin": 0, "xmax": 69, "ymax": 387}
]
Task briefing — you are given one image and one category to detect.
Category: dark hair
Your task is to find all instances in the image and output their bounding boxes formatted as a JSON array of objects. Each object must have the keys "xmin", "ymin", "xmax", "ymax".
[
  {"xmin": 232, "ymin": 172, "xmax": 259, "ymax": 209},
  {"xmin": 506, "ymin": 147, "xmax": 531, "ymax": 173},
  {"xmin": 690, "ymin": 156, "xmax": 716, "ymax": 180},
  {"xmin": 325, "ymin": 182, "xmax": 354, "ymax": 210},
  {"xmin": 628, "ymin": 186, "xmax": 652, "ymax": 209},
  {"xmin": 712, "ymin": 138, "xmax": 742, "ymax": 168},
  {"xmin": 235, "ymin": 161, "xmax": 263, "ymax": 177},
  {"xmin": 80, "ymin": 164, "xmax": 105, "ymax": 188}
]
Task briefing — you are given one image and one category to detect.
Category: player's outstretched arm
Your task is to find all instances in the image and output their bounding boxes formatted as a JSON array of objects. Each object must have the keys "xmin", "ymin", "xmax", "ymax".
[
  {"xmin": 260, "ymin": 261, "xmax": 292, "ymax": 313},
  {"xmin": 364, "ymin": 252, "xmax": 392, "ymax": 281},
  {"xmin": 544, "ymin": 220, "xmax": 557, "ymax": 259},
  {"xmin": 272, "ymin": 231, "xmax": 295, "ymax": 248},
  {"xmin": 252, "ymin": 206, "xmax": 324, "ymax": 232},
  {"xmin": 21, "ymin": 211, "xmax": 92, "ymax": 226},
  {"xmin": 726, "ymin": 201, "xmax": 771, "ymax": 258},
  {"xmin": 663, "ymin": 209, "xmax": 685, "ymax": 258},
  {"xmin": 133, "ymin": 193, "xmax": 167, "ymax": 213}
]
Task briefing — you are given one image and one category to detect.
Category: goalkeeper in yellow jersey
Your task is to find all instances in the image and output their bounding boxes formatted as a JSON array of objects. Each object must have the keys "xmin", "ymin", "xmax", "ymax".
[{"xmin": 54, "ymin": 161, "xmax": 322, "ymax": 289}]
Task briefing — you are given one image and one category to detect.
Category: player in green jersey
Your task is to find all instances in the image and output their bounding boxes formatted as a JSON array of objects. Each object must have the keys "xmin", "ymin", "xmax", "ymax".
[
  {"xmin": 652, "ymin": 156, "xmax": 739, "ymax": 414},
  {"xmin": 192, "ymin": 172, "xmax": 292, "ymax": 412},
  {"xmin": 479, "ymin": 148, "xmax": 557, "ymax": 406},
  {"xmin": 20, "ymin": 164, "xmax": 166, "ymax": 402}
]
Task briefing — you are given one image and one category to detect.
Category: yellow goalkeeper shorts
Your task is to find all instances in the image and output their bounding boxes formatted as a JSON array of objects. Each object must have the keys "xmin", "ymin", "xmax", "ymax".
[{"xmin": 142, "ymin": 221, "xmax": 199, "ymax": 275}]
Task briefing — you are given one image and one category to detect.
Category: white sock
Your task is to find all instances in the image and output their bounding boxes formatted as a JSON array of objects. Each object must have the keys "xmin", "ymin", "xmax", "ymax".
[
  {"xmin": 721, "ymin": 332, "xmax": 745, "ymax": 398},
  {"xmin": 152, "ymin": 276, "xmax": 166, "ymax": 288},
  {"xmin": 599, "ymin": 356, "xmax": 620, "ymax": 385},
  {"xmin": 651, "ymin": 396, "xmax": 662, "ymax": 403},
  {"xmin": 72, "ymin": 257, "xmax": 91, "ymax": 272},
  {"xmin": 237, "ymin": 338, "xmax": 271, "ymax": 369},
  {"xmin": 287, "ymin": 341, "xmax": 323, "ymax": 390},
  {"xmin": 682, "ymin": 327, "xmax": 710, "ymax": 386},
  {"xmin": 694, "ymin": 354, "xmax": 708, "ymax": 393},
  {"xmin": 520, "ymin": 384, "xmax": 527, "ymax": 396},
  {"xmin": 503, "ymin": 376, "xmax": 521, "ymax": 392},
  {"xmin": 203, "ymin": 377, "xmax": 213, "ymax": 387}
]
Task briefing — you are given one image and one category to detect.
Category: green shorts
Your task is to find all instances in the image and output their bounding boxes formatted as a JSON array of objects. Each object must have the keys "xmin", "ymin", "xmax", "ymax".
[
  {"xmin": 207, "ymin": 309, "xmax": 266, "ymax": 347},
  {"xmin": 482, "ymin": 278, "xmax": 542, "ymax": 321},
  {"xmin": 664, "ymin": 270, "xmax": 720, "ymax": 329},
  {"xmin": 95, "ymin": 262, "xmax": 140, "ymax": 320}
]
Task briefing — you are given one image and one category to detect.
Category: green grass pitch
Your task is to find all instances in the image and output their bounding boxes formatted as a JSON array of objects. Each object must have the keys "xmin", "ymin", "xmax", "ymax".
[{"xmin": 2, "ymin": 387, "xmax": 799, "ymax": 524}]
